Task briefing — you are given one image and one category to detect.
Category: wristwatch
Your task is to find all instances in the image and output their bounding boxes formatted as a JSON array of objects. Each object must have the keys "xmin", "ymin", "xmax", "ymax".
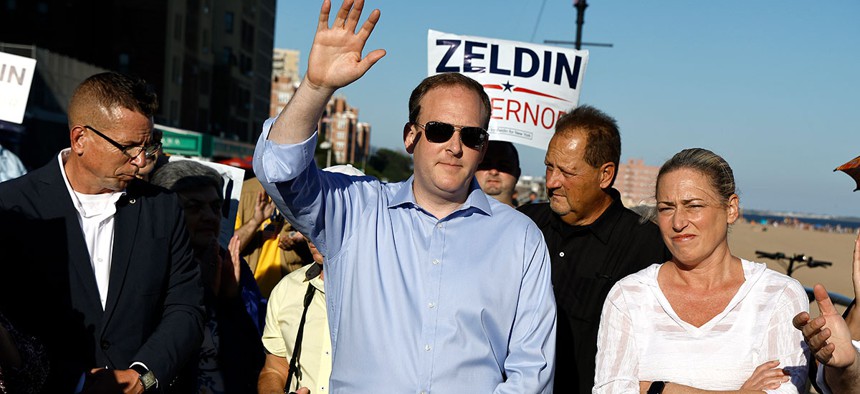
[
  {"xmin": 130, "ymin": 364, "xmax": 157, "ymax": 392},
  {"xmin": 647, "ymin": 381, "xmax": 667, "ymax": 394}
]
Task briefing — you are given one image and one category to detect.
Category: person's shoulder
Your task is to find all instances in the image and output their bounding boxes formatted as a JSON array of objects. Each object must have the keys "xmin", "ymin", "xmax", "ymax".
[
  {"xmin": 269, "ymin": 264, "xmax": 311, "ymax": 303},
  {"xmin": 618, "ymin": 263, "xmax": 660, "ymax": 287},
  {"xmin": 270, "ymin": 264, "xmax": 312, "ymax": 298},
  {"xmin": 125, "ymin": 179, "xmax": 180, "ymax": 206},
  {"xmin": 607, "ymin": 264, "xmax": 660, "ymax": 304},
  {"xmin": 517, "ymin": 202, "xmax": 552, "ymax": 225},
  {"xmin": 489, "ymin": 199, "xmax": 543, "ymax": 229},
  {"xmin": 745, "ymin": 259, "xmax": 806, "ymax": 298},
  {"xmin": 0, "ymin": 160, "xmax": 56, "ymax": 201}
]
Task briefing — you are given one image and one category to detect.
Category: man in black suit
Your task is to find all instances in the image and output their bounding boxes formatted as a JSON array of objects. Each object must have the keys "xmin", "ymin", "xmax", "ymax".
[{"xmin": 0, "ymin": 72, "xmax": 204, "ymax": 393}]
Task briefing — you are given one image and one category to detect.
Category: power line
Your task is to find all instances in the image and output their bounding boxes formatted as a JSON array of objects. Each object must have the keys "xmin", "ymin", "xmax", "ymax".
[{"xmin": 530, "ymin": 0, "xmax": 549, "ymax": 43}]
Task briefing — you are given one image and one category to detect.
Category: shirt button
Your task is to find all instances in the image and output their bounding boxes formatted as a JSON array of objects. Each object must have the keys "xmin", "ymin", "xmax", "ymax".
[
  {"xmin": 432, "ymin": 259, "xmax": 440, "ymax": 265},
  {"xmin": 424, "ymin": 344, "xmax": 431, "ymax": 351},
  {"xmin": 559, "ymin": 251, "xmax": 565, "ymax": 257},
  {"xmin": 436, "ymin": 223, "xmax": 443, "ymax": 229},
  {"xmin": 428, "ymin": 302, "xmax": 436, "ymax": 309}
]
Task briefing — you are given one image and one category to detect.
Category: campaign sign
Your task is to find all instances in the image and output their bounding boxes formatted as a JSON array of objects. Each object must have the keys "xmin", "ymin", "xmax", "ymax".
[
  {"xmin": 0, "ymin": 51, "xmax": 37, "ymax": 124},
  {"xmin": 428, "ymin": 30, "xmax": 588, "ymax": 151}
]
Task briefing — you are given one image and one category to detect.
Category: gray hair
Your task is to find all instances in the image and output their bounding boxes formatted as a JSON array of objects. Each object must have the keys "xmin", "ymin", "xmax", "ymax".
[
  {"xmin": 150, "ymin": 160, "xmax": 224, "ymax": 198},
  {"xmin": 657, "ymin": 148, "xmax": 736, "ymax": 204}
]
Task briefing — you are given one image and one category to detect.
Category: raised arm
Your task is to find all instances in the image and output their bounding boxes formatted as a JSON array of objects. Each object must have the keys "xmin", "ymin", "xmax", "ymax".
[{"xmin": 268, "ymin": 0, "xmax": 385, "ymax": 145}]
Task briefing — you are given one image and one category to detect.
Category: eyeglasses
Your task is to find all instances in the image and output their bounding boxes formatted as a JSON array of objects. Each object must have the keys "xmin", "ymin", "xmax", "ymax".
[
  {"xmin": 84, "ymin": 125, "xmax": 161, "ymax": 160},
  {"xmin": 414, "ymin": 121, "xmax": 488, "ymax": 150}
]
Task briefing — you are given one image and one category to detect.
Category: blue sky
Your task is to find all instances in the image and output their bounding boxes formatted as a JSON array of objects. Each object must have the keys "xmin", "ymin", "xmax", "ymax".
[{"xmin": 275, "ymin": 0, "xmax": 860, "ymax": 218}]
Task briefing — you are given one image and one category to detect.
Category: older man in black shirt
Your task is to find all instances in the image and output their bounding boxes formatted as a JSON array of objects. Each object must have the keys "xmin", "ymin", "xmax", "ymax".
[{"xmin": 519, "ymin": 105, "xmax": 671, "ymax": 393}]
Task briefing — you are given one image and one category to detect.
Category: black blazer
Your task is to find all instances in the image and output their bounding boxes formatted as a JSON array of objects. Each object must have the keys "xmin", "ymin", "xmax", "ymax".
[{"xmin": 0, "ymin": 157, "xmax": 205, "ymax": 392}]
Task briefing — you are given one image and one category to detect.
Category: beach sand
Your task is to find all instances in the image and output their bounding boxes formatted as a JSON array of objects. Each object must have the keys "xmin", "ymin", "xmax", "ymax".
[{"xmin": 728, "ymin": 220, "xmax": 858, "ymax": 311}]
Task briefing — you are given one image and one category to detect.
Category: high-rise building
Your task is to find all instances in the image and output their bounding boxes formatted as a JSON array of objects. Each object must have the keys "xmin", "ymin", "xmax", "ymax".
[
  {"xmin": 0, "ymin": 0, "xmax": 275, "ymax": 165},
  {"xmin": 319, "ymin": 96, "xmax": 370, "ymax": 167},
  {"xmin": 272, "ymin": 48, "xmax": 300, "ymax": 81},
  {"xmin": 615, "ymin": 158, "xmax": 659, "ymax": 207},
  {"xmin": 270, "ymin": 48, "xmax": 300, "ymax": 118}
]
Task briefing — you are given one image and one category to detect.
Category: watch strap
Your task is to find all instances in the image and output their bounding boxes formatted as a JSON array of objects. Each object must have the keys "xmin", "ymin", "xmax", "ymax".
[
  {"xmin": 647, "ymin": 381, "xmax": 667, "ymax": 394},
  {"xmin": 129, "ymin": 364, "xmax": 157, "ymax": 391}
]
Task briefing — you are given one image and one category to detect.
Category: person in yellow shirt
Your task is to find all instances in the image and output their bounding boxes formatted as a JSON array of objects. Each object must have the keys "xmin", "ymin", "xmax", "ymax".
[{"xmin": 234, "ymin": 176, "xmax": 311, "ymax": 298}]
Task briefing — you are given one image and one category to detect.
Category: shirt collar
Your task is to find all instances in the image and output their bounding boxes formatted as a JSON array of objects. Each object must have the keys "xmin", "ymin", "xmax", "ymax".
[
  {"xmin": 389, "ymin": 176, "xmax": 492, "ymax": 217},
  {"xmin": 57, "ymin": 149, "xmax": 126, "ymax": 218},
  {"xmin": 553, "ymin": 188, "xmax": 625, "ymax": 244}
]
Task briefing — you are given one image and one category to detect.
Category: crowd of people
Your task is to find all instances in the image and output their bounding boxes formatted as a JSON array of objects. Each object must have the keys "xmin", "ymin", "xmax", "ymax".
[{"xmin": 0, "ymin": 0, "xmax": 858, "ymax": 393}]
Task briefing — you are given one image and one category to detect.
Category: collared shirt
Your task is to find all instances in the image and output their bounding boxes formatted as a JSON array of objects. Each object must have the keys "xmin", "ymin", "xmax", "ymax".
[
  {"xmin": 519, "ymin": 195, "xmax": 670, "ymax": 393},
  {"xmin": 254, "ymin": 122, "xmax": 556, "ymax": 393},
  {"xmin": 58, "ymin": 149, "xmax": 124, "ymax": 309},
  {"xmin": 263, "ymin": 264, "xmax": 330, "ymax": 394},
  {"xmin": 595, "ymin": 261, "xmax": 809, "ymax": 393}
]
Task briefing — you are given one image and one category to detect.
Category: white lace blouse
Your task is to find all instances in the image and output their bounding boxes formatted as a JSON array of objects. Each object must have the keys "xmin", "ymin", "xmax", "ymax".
[{"xmin": 594, "ymin": 260, "xmax": 809, "ymax": 393}]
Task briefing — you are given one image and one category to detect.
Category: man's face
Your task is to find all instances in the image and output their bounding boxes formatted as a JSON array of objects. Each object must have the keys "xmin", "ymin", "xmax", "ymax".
[
  {"xmin": 74, "ymin": 106, "xmax": 153, "ymax": 193},
  {"xmin": 178, "ymin": 186, "xmax": 223, "ymax": 251},
  {"xmin": 544, "ymin": 130, "xmax": 613, "ymax": 226},
  {"xmin": 405, "ymin": 85, "xmax": 487, "ymax": 204},
  {"xmin": 476, "ymin": 141, "xmax": 520, "ymax": 204}
]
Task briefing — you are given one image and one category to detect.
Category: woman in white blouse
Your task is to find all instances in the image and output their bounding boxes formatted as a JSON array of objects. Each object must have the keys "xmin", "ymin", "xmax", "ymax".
[{"xmin": 594, "ymin": 148, "xmax": 809, "ymax": 393}]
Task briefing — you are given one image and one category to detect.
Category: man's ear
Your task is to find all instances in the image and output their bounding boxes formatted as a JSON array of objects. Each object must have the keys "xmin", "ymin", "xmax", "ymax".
[
  {"xmin": 404, "ymin": 123, "xmax": 417, "ymax": 154},
  {"xmin": 70, "ymin": 126, "xmax": 86, "ymax": 155},
  {"xmin": 598, "ymin": 162, "xmax": 615, "ymax": 189}
]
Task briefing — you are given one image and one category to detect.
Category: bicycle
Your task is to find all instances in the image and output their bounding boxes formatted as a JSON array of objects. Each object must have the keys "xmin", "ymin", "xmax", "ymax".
[{"xmin": 755, "ymin": 250, "xmax": 854, "ymax": 306}]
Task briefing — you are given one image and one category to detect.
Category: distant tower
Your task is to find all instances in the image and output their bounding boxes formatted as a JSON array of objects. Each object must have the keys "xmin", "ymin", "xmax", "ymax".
[
  {"xmin": 270, "ymin": 48, "xmax": 300, "ymax": 117},
  {"xmin": 615, "ymin": 158, "xmax": 659, "ymax": 206}
]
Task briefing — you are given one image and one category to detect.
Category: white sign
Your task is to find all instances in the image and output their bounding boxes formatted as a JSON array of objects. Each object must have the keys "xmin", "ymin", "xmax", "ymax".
[
  {"xmin": 428, "ymin": 30, "xmax": 589, "ymax": 151},
  {"xmin": 0, "ymin": 52, "xmax": 37, "ymax": 124}
]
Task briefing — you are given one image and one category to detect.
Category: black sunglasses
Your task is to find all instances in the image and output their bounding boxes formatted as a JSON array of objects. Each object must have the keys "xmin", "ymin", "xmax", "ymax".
[
  {"xmin": 414, "ymin": 121, "xmax": 488, "ymax": 150},
  {"xmin": 84, "ymin": 125, "xmax": 161, "ymax": 160}
]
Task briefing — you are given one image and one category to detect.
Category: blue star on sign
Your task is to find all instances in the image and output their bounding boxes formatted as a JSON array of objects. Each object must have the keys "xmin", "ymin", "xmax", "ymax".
[{"xmin": 502, "ymin": 81, "xmax": 514, "ymax": 92}]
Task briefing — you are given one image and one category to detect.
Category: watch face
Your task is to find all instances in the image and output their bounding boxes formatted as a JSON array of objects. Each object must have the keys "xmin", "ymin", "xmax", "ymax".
[{"xmin": 140, "ymin": 371, "xmax": 157, "ymax": 389}]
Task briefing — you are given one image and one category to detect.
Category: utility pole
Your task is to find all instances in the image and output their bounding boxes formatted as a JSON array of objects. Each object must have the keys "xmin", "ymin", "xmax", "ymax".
[
  {"xmin": 544, "ymin": 0, "xmax": 613, "ymax": 50},
  {"xmin": 574, "ymin": 0, "xmax": 587, "ymax": 50}
]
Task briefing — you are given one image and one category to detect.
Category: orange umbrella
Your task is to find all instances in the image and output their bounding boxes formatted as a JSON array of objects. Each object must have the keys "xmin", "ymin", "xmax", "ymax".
[{"xmin": 835, "ymin": 155, "xmax": 860, "ymax": 192}]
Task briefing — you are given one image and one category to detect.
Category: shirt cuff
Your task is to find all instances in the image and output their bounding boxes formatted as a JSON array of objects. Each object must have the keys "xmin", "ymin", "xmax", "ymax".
[{"xmin": 253, "ymin": 117, "xmax": 318, "ymax": 184}]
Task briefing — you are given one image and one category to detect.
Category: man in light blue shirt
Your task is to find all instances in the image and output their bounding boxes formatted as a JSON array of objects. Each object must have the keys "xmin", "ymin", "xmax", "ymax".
[{"xmin": 253, "ymin": 1, "xmax": 556, "ymax": 393}]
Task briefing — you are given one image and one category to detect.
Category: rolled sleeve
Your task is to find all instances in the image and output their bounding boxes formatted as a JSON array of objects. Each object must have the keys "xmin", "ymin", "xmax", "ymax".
[{"xmin": 252, "ymin": 118, "xmax": 318, "ymax": 185}]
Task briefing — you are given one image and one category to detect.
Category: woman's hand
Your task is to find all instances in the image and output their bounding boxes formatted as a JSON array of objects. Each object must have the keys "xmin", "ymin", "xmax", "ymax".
[
  {"xmin": 740, "ymin": 360, "xmax": 789, "ymax": 391},
  {"xmin": 218, "ymin": 235, "xmax": 243, "ymax": 299}
]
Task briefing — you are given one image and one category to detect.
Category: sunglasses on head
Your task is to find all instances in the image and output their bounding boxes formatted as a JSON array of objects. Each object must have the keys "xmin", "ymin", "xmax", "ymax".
[{"xmin": 414, "ymin": 121, "xmax": 488, "ymax": 150}]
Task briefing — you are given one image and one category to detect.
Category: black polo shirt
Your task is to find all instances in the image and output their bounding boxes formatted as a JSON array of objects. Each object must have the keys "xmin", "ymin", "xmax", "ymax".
[{"xmin": 519, "ymin": 189, "xmax": 671, "ymax": 393}]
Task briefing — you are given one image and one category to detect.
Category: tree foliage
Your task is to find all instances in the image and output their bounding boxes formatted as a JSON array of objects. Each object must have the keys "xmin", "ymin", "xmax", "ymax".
[{"xmin": 364, "ymin": 148, "xmax": 412, "ymax": 182}]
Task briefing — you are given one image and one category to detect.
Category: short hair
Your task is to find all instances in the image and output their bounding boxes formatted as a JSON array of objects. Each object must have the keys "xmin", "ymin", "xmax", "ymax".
[
  {"xmin": 657, "ymin": 148, "xmax": 736, "ymax": 204},
  {"xmin": 68, "ymin": 72, "xmax": 158, "ymax": 127},
  {"xmin": 408, "ymin": 73, "xmax": 492, "ymax": 129},
  {"xmin": 150, "ymin": 160, "xmax": 224, "ymax": 198},
  {"xmin": 554, "ymin": 105, "xmax": 621, "ymax": 171}
]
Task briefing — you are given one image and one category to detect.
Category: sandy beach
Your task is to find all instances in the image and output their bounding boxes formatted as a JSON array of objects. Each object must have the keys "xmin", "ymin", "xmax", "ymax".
[{"xmin": 728, "ymin": 220, "xmax": 858, "ymax": 310}]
